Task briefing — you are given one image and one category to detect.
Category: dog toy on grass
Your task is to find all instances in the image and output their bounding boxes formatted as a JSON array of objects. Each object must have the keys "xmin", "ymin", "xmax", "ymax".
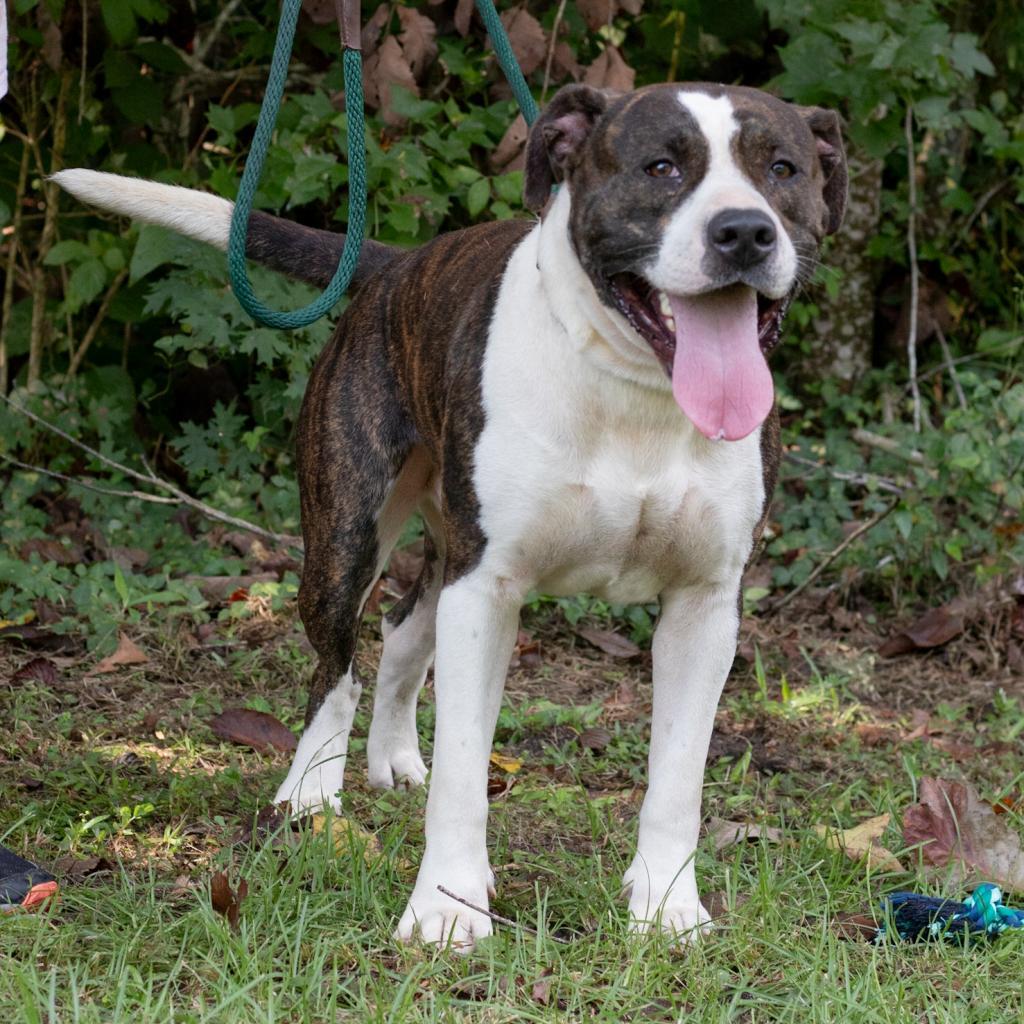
[
  {"xmin": 874, "ymin": 883, "xmax": 1024, "ymax": 943},
  {"xmin": 0, "ymin": 844, "xmax": 58, "ymax": 912}
]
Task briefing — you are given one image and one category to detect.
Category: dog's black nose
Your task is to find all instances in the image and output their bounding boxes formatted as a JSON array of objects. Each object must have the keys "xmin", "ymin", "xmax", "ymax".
[{"xmin": 707, "ymin": 209, "xmax": 777, "ymax": 268}]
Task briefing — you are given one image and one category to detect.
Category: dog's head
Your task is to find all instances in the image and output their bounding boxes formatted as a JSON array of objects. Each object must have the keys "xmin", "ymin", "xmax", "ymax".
[{"xmin": 524, "ymin": 83, "xmax": 847, "ymax": 441}]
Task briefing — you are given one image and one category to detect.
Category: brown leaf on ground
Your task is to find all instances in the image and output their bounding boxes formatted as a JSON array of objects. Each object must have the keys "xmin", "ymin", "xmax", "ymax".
[
  {"xmin": 301, "ymin": 0, "xmax": 335, "ymax": 25},
  {"xmin": 878, "ymin": 602, "xmax": 966, "ymax": 657},
  {"xmin": 582, "ymin": 46, "xmax": 636, "ymax": 92},
  {"xmin": 531, "ymin": 969, "xmax": 553, "ymax": 1007},
  {"xmin": 454, "ymin": 0, "xmax": 475, "ymax": 36},
  {"xmin": 902, "ymin": 777, "xmax": 1024, "ymax": 891},
  {"xmin": 576, "ymin": 626, "xmax": 640, "ymax": 659},
  {"xmin": 398, "ymin": 7, "xmax": 438, "ymax": 79},
  {"xmin": 576, "ymin": 0, "xmax": 618, "ymax": 32},
  {"xmin": 54, "ymin": 855, "xmax": 112, "ymax": 878},
  {"xmin": 19, "ymin": 538, "xmax": 82, "ymax": 566},
  {"xmin": 210, "ymin": 709, "xmax": 297, "ymax": 754},
  {"xmin": 550, "ymin": 41, "xmax": 583, "ymax": 83},
  {"xmin": 855, "ymin": 722, "xmax": 898, "ymax": 747},
  {"xmin": 90, "ymin": 634, "xmax": 148, "ymax": 675},
  {"xmin": 10, "ymin": 656, "xmax": 60, "ymax": 686},
  {"xmin": 832, "ymin": 911, "xmax": 879, "ymax": 941},
  {"xmin": 579, "ymin": 726, "xmax": 612, "ymax": 751},
  {"xmin": 814, "ymin": 813, "xmax": 903, "ymax": 873},
  {"xmin": 704, "ymin": 890, "xmax": 750, "ymax": 921},
  {"xmin": 500, "ymin": 8, "xmax": 547, "ymax": 76},
  {"xmin": 361, "ymin": 3, "xmax": 392, "ymax": 57},
  {"xmin": 210, "ymin": 872, "xmax": 248, "ymax": 931},
  {"xmin": 707, "ymin": 817, "xmax": 784, "ymax": 852},
  {"xmin": 109, "ymin": 546, "xmax": 150, "ymax": 571},
  {"xmin": 185, "ymin": 573, "xmax": 277, "ymax": 603},
  {"xmin": 490, "ymin": 113, "xmax": 528, "ymax": 173},
  {"xmin": 363, "ymin": 36, "xmax": 419, "ymax": 125}
]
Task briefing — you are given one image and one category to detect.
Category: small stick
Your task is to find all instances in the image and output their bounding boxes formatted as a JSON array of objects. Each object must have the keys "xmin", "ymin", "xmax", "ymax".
[
  {"xmin": 540, "ymin": 0, "xmax": 568, "ymax": 103},
  {"xmin": 0, "ymin": 454, "xmax": 177, "ymax": 504},
  {"xmin": 851, "ymin": 428, "xmax": 927, "ymax": 467},
  {"xmin": 65, "ymin": 267, "xmax": 129, "ymax": 380},
  {"xmin": 1, "ymin": 394, "xmax": 302, "ymax": 548},
  {"xmin": 783, "ymin": 453, "xmax": 905, "ymax": 496},
  {"xmin": 771, "ymin": 500, "xmax": 899, "ymax": 613},
  {"xmin": 933, "ymin": 323, "xmax": 968, "ymax": 412},
  {"xmin": 435, "ymin": 885, "xmax": 571, "ymax": 944}
]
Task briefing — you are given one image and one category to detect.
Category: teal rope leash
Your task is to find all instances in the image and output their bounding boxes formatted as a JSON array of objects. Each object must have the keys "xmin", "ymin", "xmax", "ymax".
[
  {"xmin": 228, "ymin": 0, "xmax": 537, "ymax": 329},
  {"xmin": 475, "ymin": 0, "xmax": 539, "ymax": 127}
]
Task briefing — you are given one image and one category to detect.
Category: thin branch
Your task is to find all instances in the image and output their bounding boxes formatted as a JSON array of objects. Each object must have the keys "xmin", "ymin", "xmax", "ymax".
[
  {"xmin": 771, "ymin": 500, "xmax": 899, "ymax": 613},
  {"xmin": 933, "ymin": 323, "xmax": 968, "ymax": 412},
  {"xmin": 540, "ymin": 0, "xmax": 568, "ymax": 103},
  {"xmin": 435, "ymin": 885, "xmax": 571, "ymax": 944},
  {"xmin": 64, "ymin": 268, "xmax": 129, "ymax": 380},
  {"xmin": 851, "ymin": 428, "xmax": 927, "ymax": 467},
  {"xmin": 0, "ymin": 454, "xmax": 178, "ymax": 505},
  {"xmin": 904, "ymin": 105, "xmax": 922, "ymax": 433},
  {"xmin": 783, "ymin": 453, "xmax": 906, "ymax": 496},
  {"xmin": 0, "ymin": 394, "xmax": 303, "ymax": 549}
]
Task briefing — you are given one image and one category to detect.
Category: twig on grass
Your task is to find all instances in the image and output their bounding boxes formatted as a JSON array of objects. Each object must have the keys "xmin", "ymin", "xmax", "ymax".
[
  {"xmin": 0, "ymin": 394, "xmax": 303, "ymax": 550},
  {"xmin": 0, "ymin": 453, "xmax": 178, "ymax": 505},
  {"xmin": 851, "ymin": 428, "xmax": 928, "ymax": 468},
  {"xmin": 783, "ymin": 453, "xmax": 906, "ymax": 496},
  {"xmin": 436, "ymin": 885, "xmax": 571, "ymax": 944},
  {"xmin": 770, "ymin": 500, "xmax": 899, "ymax": 613}
]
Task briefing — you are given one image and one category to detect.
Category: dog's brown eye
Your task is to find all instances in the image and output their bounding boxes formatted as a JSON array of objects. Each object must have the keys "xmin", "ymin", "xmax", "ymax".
[
  {"xmin": 770, "ymin": 160, "xmax": 797, "ymax": 179},
  {"xmin": 645, "ymin": 160, "xmax": 680, "ymax": 179}
]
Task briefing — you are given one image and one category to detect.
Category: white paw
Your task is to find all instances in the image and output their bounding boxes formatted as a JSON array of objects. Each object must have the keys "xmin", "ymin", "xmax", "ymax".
[
  {"xmin": 622, "ymin": 860, "xmax": 711, "ymax": 946},
  {"xmin": 273, "ymin": 771, "xmax": 343, "ymax": 814},
  {"xmin": 366, "ymin": 731, "xmax": 428, "ymax": 790},
  {"xmin": 395, "ymin": 867, "xmax": 496, "ymax": 952}
]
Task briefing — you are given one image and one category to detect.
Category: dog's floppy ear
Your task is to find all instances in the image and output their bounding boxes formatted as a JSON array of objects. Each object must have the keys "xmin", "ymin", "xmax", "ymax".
[
  {"xmin": 523, "ymin": 85, "xmax": 608, "ymax": 213},
  {"xmin": 800, "ymin": 107, "xmax": 848, "ymax": 236}
]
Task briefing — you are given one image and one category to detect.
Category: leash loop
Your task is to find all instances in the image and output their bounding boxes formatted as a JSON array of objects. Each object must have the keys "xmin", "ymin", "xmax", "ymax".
[{"xmin": 228, "ymin": 0, "xmax": 537, "ymax": 329}]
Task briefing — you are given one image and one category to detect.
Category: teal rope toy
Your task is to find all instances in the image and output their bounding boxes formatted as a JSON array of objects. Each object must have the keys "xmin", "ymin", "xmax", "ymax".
[
  {"xmin": 227, "ymin": 0, "xmax": 539, "ymax": 330},
  {"xmin": 874, "ymin": 883, "xmax": 1024, "ymax": 944}
]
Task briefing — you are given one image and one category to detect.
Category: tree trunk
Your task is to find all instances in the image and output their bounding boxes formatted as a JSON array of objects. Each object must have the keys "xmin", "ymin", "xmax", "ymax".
[{"xmin": 806, "ymin": 151, "xmax": 883, "ymax": 383}]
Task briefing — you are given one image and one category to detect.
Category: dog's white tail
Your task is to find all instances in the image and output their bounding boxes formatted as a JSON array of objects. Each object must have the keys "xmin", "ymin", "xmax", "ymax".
[{"xmin": 51, "ymin": 170, "xmax": 233, "ymax": 250}]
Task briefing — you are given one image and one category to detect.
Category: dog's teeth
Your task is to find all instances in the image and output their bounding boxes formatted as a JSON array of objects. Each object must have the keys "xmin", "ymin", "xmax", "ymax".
[
  {"xmin": 664, "ymin": 315, "xmax": 676, "ymax": 333},
  {"xmin": 658, "ymin": 292, "xmax": 672, "ymax": 318}
]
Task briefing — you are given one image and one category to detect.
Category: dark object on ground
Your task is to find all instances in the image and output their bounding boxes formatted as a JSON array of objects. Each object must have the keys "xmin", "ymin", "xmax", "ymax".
[
  {"xmin": 0, "ymin": 844, "xmax": 59, "ymax": 912},
  {"xmin": 875, "ymin": 883, "xmax": 1024, "ymax": 943}
]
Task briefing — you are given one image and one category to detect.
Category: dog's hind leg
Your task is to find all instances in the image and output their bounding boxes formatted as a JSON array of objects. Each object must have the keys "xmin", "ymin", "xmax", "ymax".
[
  {"xmin": 275, "ymin": 348, "xmax": 427, "ymax": 812},
  {"xmin": 366, "ymin": 496, "xmax": 444, "ymax": 791}
]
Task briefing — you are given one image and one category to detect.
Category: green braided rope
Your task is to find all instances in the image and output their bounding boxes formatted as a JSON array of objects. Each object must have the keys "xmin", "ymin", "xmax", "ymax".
[
  {"xmin": 228, "ymin": 0, "xmax": 536, "ymax": 329},
  {"xmin": 475, "ymin": 0, "xmax": 539, "ymax": 127}
]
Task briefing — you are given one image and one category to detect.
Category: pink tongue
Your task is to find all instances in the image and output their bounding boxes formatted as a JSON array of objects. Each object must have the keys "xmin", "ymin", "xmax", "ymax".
[{"xmin": 669, "ymin": 286, "xmax": 774, "ymax": 441}]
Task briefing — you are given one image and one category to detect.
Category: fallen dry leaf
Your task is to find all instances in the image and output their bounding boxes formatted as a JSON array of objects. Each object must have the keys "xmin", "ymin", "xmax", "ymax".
[
  {"xmin": 362, "ymin": 35, "xmax": 419, "ymax": 125},
  {"xmin": 707, "ymin": 817, "xmax": 784, "ymax": 852},
  {"xmin": 832, "ymin": 911, "xmax": 879, "ymax": 941},
  {"xmin": 878, "ymin": 602, "xmax": 966, "ymax": 657},
  {"xmin": 210, "ymin": 708, "xmax": 297, "ymax": 754},
  {"xmin": 10, "ymin": 656, "xmax": 60, "ymax": 686},
  {"xmin": 360, "ymin": 2, "xmax": 391, "ymax": 56},
  {"xmin": 454, "ymin": 0, "xmax": 474, "ymax": 36},
  {"xmin": 582, "ymin": 45, "xmax": 636, "ymax": 92},
  {"xmin": 91, "ymin": 634, "xmax": 148, "ymax": 675},
  {"xmin": 490, "ymin": 113, "xmax": 528, "ymax": 173},
  {"xmin": 54, "ymin": 855, "xmax": 112, "ymax": 879},
  {"xmin": 19, "ymin": 537, "xmax": 82, "ymax": 566},
  {"xmin": 550, "ymin": 40, "xmax": 583, "ymax": 83},
  {"xmin": 576, "ymin": 0, "xmax": 618, "ymax": 32},
  {"xmin": 578, "ymin": 726, "xmax": 611, "ymax": 751},
  {"xmin": 210, "ymin": 871, "xmax": 247, "ymax": 931},
  {"xmin": 397, "ymin": 6, "xmax": 437, "ymax": 79},
  {"xmin": 500, "ymin": 8, "xmax": 547, "ymax": 76},
  {"xmin": 704, "ymin": 890, "xmax": 751, "ymax": 921},
  {"xmin": 576, "ymin": 626, "xmax": 640, "ymax": 659},
  {"xmin": 489, "ymin": 751, "xmax": 523, "ymax": 774},
  {"xmin": 814, "ymin": 813, "xmax": 903, "ymax": 873},
  {"xmin": 531, "ymin": 969, "xmax": 553, "ymax": 1007},
  {"xmin": 903, "ymin": 777, "xmax": 1024, "ymax": 891},
  {"xmin": 310, "ymin": 813, "xmax": 383, "ymax": 861}
]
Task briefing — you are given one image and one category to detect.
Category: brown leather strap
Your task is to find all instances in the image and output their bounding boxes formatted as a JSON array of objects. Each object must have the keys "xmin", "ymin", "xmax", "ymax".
[{"xmin": 336, "ymin": 0, "xmax": 361, "ymax": 51}]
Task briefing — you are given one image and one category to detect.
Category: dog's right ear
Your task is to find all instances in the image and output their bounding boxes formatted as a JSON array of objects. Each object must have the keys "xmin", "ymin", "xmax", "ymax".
[{"xmin": 523, "ymin": 85, "xmax": 608, "ymax": 213}]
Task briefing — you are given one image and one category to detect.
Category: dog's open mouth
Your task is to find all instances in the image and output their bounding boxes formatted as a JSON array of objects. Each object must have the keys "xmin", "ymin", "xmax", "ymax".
[{"xmin": 609, "ymin": 272, "xmax": 789, "ymax": 442}]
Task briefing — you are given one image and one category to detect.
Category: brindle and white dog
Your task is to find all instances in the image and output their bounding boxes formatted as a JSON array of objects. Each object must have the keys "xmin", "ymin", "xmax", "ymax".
[{"xmin": 55, "ymin": 82, "xmax": 847, "ymax": 950}]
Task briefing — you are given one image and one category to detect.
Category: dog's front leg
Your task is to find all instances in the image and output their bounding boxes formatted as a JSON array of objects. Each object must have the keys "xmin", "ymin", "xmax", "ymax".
[
  {"xmin": 623, "ymin": 581, "xmax": 740, "ymax": 943},
  {"xmin": 395, "ymin": 572, "xmax": 519, "ymax": 951}
]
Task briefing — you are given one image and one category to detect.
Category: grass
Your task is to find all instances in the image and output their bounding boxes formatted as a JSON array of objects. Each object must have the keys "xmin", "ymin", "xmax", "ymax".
[{"xmin": 3, "ymin": 605, "xmax": 1024, "ymax": 1023}]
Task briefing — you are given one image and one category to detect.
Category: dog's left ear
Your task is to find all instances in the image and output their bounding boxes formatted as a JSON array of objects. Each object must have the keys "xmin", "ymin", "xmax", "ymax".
[
  {"xmin": 523, "ymin": 85, "xmax": 608, "ymax": 213},
  {"xmin": 800, "ymin": 107, "xmax": 848, "ymax": 236}
]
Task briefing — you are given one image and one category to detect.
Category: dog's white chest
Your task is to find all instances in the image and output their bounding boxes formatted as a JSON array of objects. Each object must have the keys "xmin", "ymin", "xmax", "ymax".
[{"xmin": 473, "ymin": 231, "xmax": 766, "ymax": 604}]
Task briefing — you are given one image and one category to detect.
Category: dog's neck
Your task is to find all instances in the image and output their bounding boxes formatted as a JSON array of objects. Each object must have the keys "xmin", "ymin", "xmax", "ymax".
[{"xmin": 535, "ymin": 188, "xmax": 671, "ymax": 396}]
